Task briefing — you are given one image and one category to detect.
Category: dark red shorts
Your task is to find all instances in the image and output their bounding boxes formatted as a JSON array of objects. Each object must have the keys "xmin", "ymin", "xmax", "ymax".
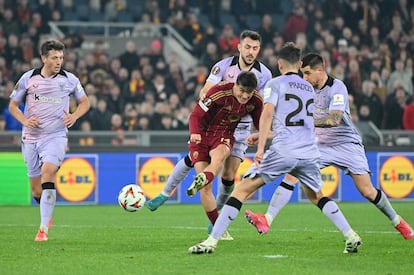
[{"xmin": 188, "ymin": 134, "xmax": 234, "ymax": 165}]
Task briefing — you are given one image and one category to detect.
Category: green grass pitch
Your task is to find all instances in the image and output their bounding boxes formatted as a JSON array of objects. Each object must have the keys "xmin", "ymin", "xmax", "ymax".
[{"xmin": 0, "ymin": 202, "xmax": 413, "ymax": 274}]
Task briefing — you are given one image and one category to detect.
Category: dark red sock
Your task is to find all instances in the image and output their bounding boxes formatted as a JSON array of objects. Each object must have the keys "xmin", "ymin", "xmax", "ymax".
[
  {"xmin": 204, "ymin": 171, "xmax": 214, "ymax": 184},
  {"xmin": 206, "ymin": 208, "xmax": 219, "ymax": 225}
]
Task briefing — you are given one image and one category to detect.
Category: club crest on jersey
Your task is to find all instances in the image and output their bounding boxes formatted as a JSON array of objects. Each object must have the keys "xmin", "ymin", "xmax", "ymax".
[
  {"xmin": 211, "ymin": 66, "xmax": 220, "ymax": 75},
  {"xmin": 246, "ymin": 104, "xmax": 255, "ymax": 112},
  {"xmin": 228, "ymin": 114, "xmax": 241, "ymax": 122},
  {"xmin": 59, "ymin": 82, "xmax": 66, "ymax": 90}
]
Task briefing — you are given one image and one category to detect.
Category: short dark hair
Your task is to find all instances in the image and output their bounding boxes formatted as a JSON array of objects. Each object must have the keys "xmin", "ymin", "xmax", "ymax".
[
  {"xmin": 301, "ymin": 53, "xmax": 324, "ymax": 69},
  {"xmin": 240, "ymin": 30, "xmax": 261, "ymax": 44},
  {"xmin": 40, "ymin": 40, "xmax": 65, "ymax": 56},
  {"xmin": 236, "ymin": 71, "xmax": 257, "ymax": 93},
  {"xmin": 278, "ymin": 42, "xmax": 301, "ymax": 64}
]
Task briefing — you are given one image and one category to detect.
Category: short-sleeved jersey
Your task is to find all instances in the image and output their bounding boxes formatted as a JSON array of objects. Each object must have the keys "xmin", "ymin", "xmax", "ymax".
[
  {"xmin": 189, "ymin": 82, "xmax": 263, "ymax": 138},
  {"xmin": 10, "ymin": 68, "xmax": 86, "ymax": 143},
  {"xmin": 313, "ymin": 76, "xmax": 362, "ymax": 145},
  {"xmin": 206, "ymin": 56, "xmax": 272, "ymax": 124},
  {"xmin": 263, "ymin": 72, "xmax": 319, "ymax": 159}
]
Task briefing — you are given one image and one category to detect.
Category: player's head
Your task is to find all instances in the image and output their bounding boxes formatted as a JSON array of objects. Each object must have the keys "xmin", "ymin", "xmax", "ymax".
[
  {"xmin": 238, "ymin": 30, "xmax": 261, "ymax": 66},
  {"xmin": 301, "ymin": 53, "xmax": 326, "ymax": 89},
  {"xmin": 277, "ymin": 42, "xmax": 302, "ymax": 73},
  {"xmin": 234, "ymin": 71, "xmax": 257, "ymax": 104},
  {"xmin": 40, "ymin": 40, "xmax": 65, "ymax": 76}
]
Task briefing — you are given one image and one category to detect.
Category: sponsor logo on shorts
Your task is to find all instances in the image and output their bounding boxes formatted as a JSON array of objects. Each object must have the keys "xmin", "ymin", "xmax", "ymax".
[
  {"xmin": 56, "ymin": 157, "xmax": 96, "ymax": 202},
  {"xmin": 138, "ymin": 157, "xmax": 175, "ymax": 199},
  {"xmin": 380, "ymin": 156, "xmax": 414, "ymax": 199}
]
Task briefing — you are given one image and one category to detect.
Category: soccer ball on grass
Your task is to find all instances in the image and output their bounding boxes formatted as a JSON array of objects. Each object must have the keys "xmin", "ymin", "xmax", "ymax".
[{"xmin": 118, "ymin": 184, "xmax": 146, "ymax": 212}]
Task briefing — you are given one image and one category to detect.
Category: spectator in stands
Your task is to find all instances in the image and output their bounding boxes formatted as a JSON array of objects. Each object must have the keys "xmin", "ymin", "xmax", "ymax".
[
  {"xmin": 132, "ymin": 12, "xmax": 159, "ymax": 37},
  {"xmin": 387, "ymin": 59, "xmax": 413, "ymax": 96},
  {"xmin": 104, "ymin": 0, "xmax": 118, "ymax": 22},
  {"xmin": 194, "ymin": 25, "xmax": 219, "ymax": 58},
  {"xmin": 88, "ymin": 98, "xmax": 113, "ymax": 130},
  {"xmin": 106, "ymin": 83, "xmax": 124, "ymax": 115},
  {"xmin": 118, "ymin": 40, "xmax": 140, "ymax": 72},
  {"xmin": 152, "ymin": 73, "xmax": 173, "ymax": 101},
  {"xmin": 369, "ymin": 70, "xmax": 387, "ymax": 104},
  {"xmin": 218, "ymin": 24, "xmax": 240, "ymax": 56},
  {"xmin": 136, "ymin": 115, "xmax": 151, "ymax": 131},
  {"xmin": 332, "ymin": 39, "xmax": 349, "ymax": 65},
  {"xmin": 368, "ymin": 25, "xmax": 381, "ymax": 50},
  {"xmin": 31, "ymin": 11, "xmax": 50, "ymax": 34},
  {"xmin": 295, "ymin": 32, "xmax": 312, "ymax": 54},
  {"xmin": 4, "ymin": 34, "xmax": 23, "ymax": 67},
  {"xmin": 199, "ymin": 41, "xmax": 220, "ymax": 70},
  {"xmin": 151, "ymin": 101, "xmax": 172, "ymax": 130},
  {"xmin": 1, "ymin": 8, "xmax": 21, "ymax": 36},
  {"xmin": 258, "ymin": 14, "xmax": 276, "ymax": 48},
  {"xmin": 356, "ymin": 80, "xmax": 384, "ymax": 128},
  {"xmin": 330, "ymin": 16, "xmax": 345, "ymax": 41},
  {"xmin": 403, "ymin": 95, "xmax": 414, "ymax": 130},
  {"xmin": 344, "ymin": 59, "xmax": 362, "ymax": 98},
  {"xmin": 283, "ymin": 4, "xmax": 308, "ymax": 42},
  {"xmin": 110, "ymin": 113, "xmax": 125, "ymax": 145},
  {"xmin": 116, "ymin": 67, "xmax": 129, "ymax": 90},
  {"xmin": 123, "ymin": 103, "xmax": 139, "ymax": 131},
  {"xmin": 123, "ymin": 69, "xmax": 146, "ymax": 103},
  {"xmin": 165, "ymin": 62, "xmax": 186, "ymax": 101},
  {"xmin": 144, "ymin": 0, "xmax": 168, "ymax": 24},
  {"xmin": 384, "ymin": 87, "xmax": 407, "ymax": 129},
  {"xmin": 16, "ymin": 0, "xmax": 32, "ymax": 32},
  {"xmin": 146, "ymin": 39, "xmax": 167, "ymax": 74},
  {"xmin": 174, "ymin": 106, "xmax": 190, "ymax": 130},
  {"xmin": 108, "ymin": 58, "xmax": 122, "ymax": 80},
  {"xmin": 141, "ymin": 63, "xmax": 156, "ymax": 93}
]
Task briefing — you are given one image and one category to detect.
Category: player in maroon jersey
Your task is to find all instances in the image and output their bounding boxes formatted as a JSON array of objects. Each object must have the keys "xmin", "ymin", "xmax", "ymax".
[{"xmin": 185, "ymin": 71, "xmax": 263, "ymax": 229}]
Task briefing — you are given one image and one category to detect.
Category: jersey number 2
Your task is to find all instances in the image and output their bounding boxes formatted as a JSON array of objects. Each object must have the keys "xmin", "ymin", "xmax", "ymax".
[{"xmin": 285, "ymin": 94, "xmax": 313, "ymax": 126}]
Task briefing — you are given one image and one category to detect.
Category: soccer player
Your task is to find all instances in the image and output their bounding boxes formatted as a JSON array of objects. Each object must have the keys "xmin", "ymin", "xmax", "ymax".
[
  {"xmin": 8, "ymin": 40, "xmax": 90, "ymax": 241},
  {"xmin": 146, "ymin": 30, "xmax": 272, "ymax": 216},
  {"xmin": 244, "ymin": 53, "xmax": 414, "ymax": 240},
  {"xmin": 188, "ymin": 42, "xmax": 362, "ymax": 254},
  {"xmin": 185, "ymin": 71, "xmax": 263, "ymax": 236}
]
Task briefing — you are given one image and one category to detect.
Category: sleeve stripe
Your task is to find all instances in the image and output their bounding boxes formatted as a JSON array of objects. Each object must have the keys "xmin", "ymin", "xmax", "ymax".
[{"xmin": 198, "ymin": 100, "xmax": 209, "ymax": 112}]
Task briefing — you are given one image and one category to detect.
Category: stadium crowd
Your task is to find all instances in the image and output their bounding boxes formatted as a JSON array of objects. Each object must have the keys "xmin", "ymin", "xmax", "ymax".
[{"xmin": 1, "ymin": 0, "xmax": 414, "ymax": 140}]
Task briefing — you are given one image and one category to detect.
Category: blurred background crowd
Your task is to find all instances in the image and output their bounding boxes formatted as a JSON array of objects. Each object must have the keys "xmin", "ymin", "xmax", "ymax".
[{"xmin": 0, "ymin": 0, "xmax": 413, "ymax": 140}]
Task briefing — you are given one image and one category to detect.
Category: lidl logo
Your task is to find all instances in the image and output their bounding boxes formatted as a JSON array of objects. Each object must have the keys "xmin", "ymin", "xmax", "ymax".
[
  {"xmin": 321, "ymin": 166, "xmax": 339, "ymax": 197},
  {"xmin": 56, "ymin": 157, "xmax": 96, "ymax": 202},
  {"xmin": 380, "ymin": 156, "xmax": 414, "ymax": 199},
  {"xmin": 138, "ymin": 157, "xmax": 175, "ymax": 199},
  {"xmin": 235, "ymin": 156, "xmax": 259, "ymax": 200},
  {"xmin": 235, "ymin": 157, "xmax": 254, "ymax": 185}
]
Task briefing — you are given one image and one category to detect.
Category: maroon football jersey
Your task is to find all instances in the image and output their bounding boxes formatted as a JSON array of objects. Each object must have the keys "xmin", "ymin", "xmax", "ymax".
[{"xmin": 189, "ymin": 82, "xmax": 263, "ymax": 138}]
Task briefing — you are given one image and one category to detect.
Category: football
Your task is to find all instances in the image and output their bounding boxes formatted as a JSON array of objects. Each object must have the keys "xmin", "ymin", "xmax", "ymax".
[{"xmin": 118, "ymin": 184, "xmax": 146, "ymax": 212}]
